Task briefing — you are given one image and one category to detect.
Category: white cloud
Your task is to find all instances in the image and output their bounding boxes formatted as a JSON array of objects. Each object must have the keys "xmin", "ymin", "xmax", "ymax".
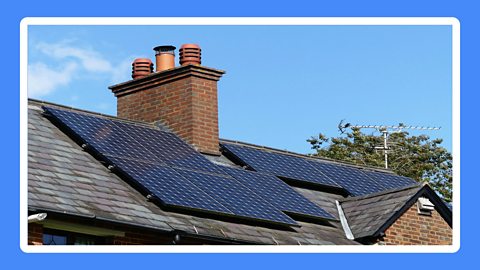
[
  {"xmin": 36, "ymin": 42, "xmax": 112, "ymax": 72},
  {"xmin": 28, "ymin": 41, "xmax": 139, "ymax": 98},
  {"xmin": 28, "ymin": 62, "xmax": 78, "ymax": 98}
]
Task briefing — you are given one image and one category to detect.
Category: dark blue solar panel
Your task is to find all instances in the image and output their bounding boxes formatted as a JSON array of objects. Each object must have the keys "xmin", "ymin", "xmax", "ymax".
[
  {"xmin": 221, "ymin": 143, "xmax": 341, "ymax": 188},
  {"xmin": 113, "ymin": 121, "xmax": 225, "ymax": 174},
  {"xmin": 176, "ymin": 169, "xmax": 298, "ymax": 226},
  {"xmin": 107, "ymin": 156, "xmax": 232, "ymax": 214},
  {"xmin": 362, "ymin": 170, "xmax": 417, "ymax": 190},
  {"xmin": 43, "ymin": 107, "xmax": 148, "ymax": 159},
  {"xmin": 222, "ymin": 166, "xmax": 335, "ymax": 220},
  {"xmin": 308, "ymin": 161, "xmax": 385, "ymax": 196},
  {"xmin": 44, "ymin": 106, "xmax": 224, "ymax": 175}
]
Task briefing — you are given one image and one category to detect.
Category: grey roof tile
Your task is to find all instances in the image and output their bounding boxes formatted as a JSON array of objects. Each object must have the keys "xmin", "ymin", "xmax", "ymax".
[{"xmin": 340, "ymin": 185, "xmax": 422, "ymax": 239}]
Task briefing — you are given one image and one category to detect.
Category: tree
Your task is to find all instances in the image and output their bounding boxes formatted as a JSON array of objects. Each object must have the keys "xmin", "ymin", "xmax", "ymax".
[{"xmin": 307, "ymin": 127, "xmax": 452, "ymax": 202}]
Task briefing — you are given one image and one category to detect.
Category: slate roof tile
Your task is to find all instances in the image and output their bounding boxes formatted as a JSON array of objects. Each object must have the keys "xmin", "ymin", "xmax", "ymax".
[{"xmin": 339, "ymin": 184, "xmax": 423, "ymax": 239}]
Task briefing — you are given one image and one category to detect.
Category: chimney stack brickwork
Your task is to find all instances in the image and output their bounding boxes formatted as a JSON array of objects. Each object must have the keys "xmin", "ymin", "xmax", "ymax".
[{"xmin": 110, "ymin": 65, "xmax": 225, "ymax": 155}]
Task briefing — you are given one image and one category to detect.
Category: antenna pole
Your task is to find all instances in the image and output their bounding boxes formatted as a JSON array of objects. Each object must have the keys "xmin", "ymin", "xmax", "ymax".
[{"xmin": 383, "ymin": 130, "xmax": 388, "ymax": 169}]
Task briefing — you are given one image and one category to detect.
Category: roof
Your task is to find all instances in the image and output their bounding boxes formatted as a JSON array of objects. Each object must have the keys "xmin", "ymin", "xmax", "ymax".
[
  {"xmin": 27, "ymin": 100, "xmax": 357, "ymax": 245},
  {"xmin": 27, "ymin": 99, "xmax": 451, "ymax": 245},
  {"xmin": 339, "ymin": 183, "xmax": 452, "ymax": 240}
]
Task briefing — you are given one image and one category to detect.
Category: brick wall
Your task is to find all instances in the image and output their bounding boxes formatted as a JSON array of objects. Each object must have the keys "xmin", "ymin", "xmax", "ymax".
[
  {"xmin": 112, "ymin": 66, "xmax": 224, "ymax": 155},
  {"xmin": 28, "ymin": 223, "xmax": 43, "ymax": 245},
  {"xmin": 380, "ymin": 203, "xmax": 452, "ymax": 245}
]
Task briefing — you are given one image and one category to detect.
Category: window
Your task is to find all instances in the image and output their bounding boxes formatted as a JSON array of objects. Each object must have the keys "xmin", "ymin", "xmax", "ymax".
[
  {"xmin": 42, "ymin": 229, "xmax": 107, "ymax": 245},
  {"xmin": 43, "ymin": 233, "xmax": 67, "ymax": 245}
]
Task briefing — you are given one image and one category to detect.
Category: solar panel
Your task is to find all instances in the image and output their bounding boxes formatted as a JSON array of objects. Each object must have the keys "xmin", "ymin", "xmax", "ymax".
[
  {"xmin": 362, "ymin": 170, "xmax": 417, "ymax": 190},
  {"xmin": 222, "ymin": 166, "xmax": 335, "ymax": 220},
  {"xmin": 176, "ymin": 169, "xmax": 298, "ymax": 226},
  {"xmin": 112, "ymin": 121, "xmax": 225, "ymax": 174},
  {"xmin": 308, "ymin": 161, "xmax": 386, "ymax": 196},
  {"xmin": 107, "ymin": 156, "xmax": 232, "ymax": 214},
  {"xmin": 43, "ymin": 107, "xmax": 147, "ymax": 159},
  {"xmin": 44, "ymin": 106, "xmax": 225, "ymax": 175},
  {"xmin": 221, "ymin": 143, "xmax": 341, "ymax": 189}
]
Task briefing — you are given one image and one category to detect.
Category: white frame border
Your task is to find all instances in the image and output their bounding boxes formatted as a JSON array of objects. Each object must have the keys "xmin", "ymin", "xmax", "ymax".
[{"xmin": 20, "ymin": 17, "xmax": 460, "ymax": 253}]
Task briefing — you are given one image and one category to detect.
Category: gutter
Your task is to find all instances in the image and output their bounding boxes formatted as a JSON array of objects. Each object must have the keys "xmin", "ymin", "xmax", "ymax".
[
  {"xmin": 172, "ymin": 230, "xmax": 259, "ymax": 245},
  {"xmin": 335, "ymin": 200, "xmax": 355, "ymax": 240}
]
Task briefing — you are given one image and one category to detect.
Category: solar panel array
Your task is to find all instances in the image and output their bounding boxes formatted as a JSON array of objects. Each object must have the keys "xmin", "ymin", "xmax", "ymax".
[
  {"xmin": 221, "ymin": 143, "xmax": 341, "ymax": 189},
  {"xmin": 221, "ymin": 142, "xmax": 417, "ymax": 196},
  {"xmin": 44, "ymin": 106, "xmax": 416, "ymax": 227},
  {"xmin": 222, "ymin": 167, "xmax": 335, "ymax": 220},
  {"xmin": 44, "ymin": 106, "xmax": 300, "ymax": 226}
]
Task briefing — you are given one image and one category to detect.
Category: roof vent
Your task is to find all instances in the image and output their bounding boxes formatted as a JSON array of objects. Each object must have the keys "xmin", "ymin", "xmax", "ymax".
[
  {"xmin": 417, "ymin": 197, "xmax": 435, "ymax": 215},
  {"xmin": 179, "ymin": 44, "xmax": 201, "ymax": 66},
  {"xmin": 153, "ymin": 45, "xmax": 176, "ymax": 72},
  {"xmin": 131, "ymin": 58, "xmax": 153, "ymax": 79}
]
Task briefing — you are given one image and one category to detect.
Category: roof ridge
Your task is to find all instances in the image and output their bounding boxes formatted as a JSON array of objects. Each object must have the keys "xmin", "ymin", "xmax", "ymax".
[{"xmin": 220, "ymin": 138, "xmax": 393, "ymax": 173}]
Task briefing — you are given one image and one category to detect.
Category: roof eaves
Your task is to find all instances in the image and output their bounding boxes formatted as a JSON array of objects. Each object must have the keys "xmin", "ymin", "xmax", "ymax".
[
  {"xmin": 28, "ymin": 206, "xmax": 261, "ymax": 245},
  {"xmin": 28, "ymin": 206, "xmax": 174, "ymax": 233}
]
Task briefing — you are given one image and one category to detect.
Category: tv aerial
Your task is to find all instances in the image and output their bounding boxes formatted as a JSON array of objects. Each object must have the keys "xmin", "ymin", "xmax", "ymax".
[{"xmin": 337, "ymin": 121, "xmax": 441, "ymax": 169}]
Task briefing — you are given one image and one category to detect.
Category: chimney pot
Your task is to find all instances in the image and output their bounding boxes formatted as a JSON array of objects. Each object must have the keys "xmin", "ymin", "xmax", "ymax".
[
  {"xmin": 179, "ymin": 44, "xmax": 201, "ymax": 66},
  {"xmin": 131, "ymin": 58, "xmax": 153, "ymax": 79},
  {"xmin": 153, "ymin": 45, "xmax": 176, "ymax": 72}
]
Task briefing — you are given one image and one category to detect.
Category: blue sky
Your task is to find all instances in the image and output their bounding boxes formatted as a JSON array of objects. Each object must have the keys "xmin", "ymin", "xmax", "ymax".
[{"xmin": 27, "ymin": 25, "xmax": 452, "ymax": 153}]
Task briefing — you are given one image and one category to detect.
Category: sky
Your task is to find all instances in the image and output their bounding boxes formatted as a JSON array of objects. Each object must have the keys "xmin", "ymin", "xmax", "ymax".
[{"xmin": 27, "ymin": 25, "xmax": 452, "ymax": 153}]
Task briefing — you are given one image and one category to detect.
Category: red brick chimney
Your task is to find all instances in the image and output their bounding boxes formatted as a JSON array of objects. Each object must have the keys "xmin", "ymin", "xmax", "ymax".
[{"xmin": 108, "ymin": 44, "xmax": 225, "ymax": 155}]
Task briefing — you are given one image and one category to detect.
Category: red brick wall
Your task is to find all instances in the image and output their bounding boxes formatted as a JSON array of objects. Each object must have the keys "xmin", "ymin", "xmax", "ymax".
[
  {"xmin": 28, "ymin": 223, "xmax": 43, "ymax": 245},
  {"xmin": 380, "ymin": 203, "xmax": 452, "ymax": 245},
  {"xmin": 116, "ymin": 74, "xmax": 221, "ymax": 155}
]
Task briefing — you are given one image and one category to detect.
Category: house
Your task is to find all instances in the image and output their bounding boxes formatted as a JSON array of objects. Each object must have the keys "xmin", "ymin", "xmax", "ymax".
[{"xmin": 27, "ymin": 44, "xmax": 452, "ymax": 245}]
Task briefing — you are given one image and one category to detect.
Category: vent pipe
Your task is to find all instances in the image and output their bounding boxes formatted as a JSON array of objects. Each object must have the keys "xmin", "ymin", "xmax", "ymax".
[
  {"xmin": 153, "ymin": 45, "xmax": 176, "ymax": 72},
  {"xmin": 179, "ymin": 44, "xmax": 201, "ymax": 66},
  {"xmin": 131, "ymin": 58, "xmax": 153, "ymax": 79}
]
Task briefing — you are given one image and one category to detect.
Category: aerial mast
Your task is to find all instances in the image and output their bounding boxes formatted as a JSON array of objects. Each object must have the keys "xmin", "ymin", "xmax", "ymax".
[{"xmin": 338, "ymin": 122, "xmax": 441, "ymax": 169}]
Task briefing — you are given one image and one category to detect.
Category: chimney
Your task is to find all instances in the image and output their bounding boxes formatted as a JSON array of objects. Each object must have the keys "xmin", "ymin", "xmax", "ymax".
[{"xmin": 108, "ymin": 44, "xmax": 225, "ymax": 155}]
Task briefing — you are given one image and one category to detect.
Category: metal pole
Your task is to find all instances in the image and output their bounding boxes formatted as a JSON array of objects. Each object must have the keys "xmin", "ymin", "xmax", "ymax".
[{"xmin": 383, "ymin": 131, "xmax": 388, "ymax": 169}]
